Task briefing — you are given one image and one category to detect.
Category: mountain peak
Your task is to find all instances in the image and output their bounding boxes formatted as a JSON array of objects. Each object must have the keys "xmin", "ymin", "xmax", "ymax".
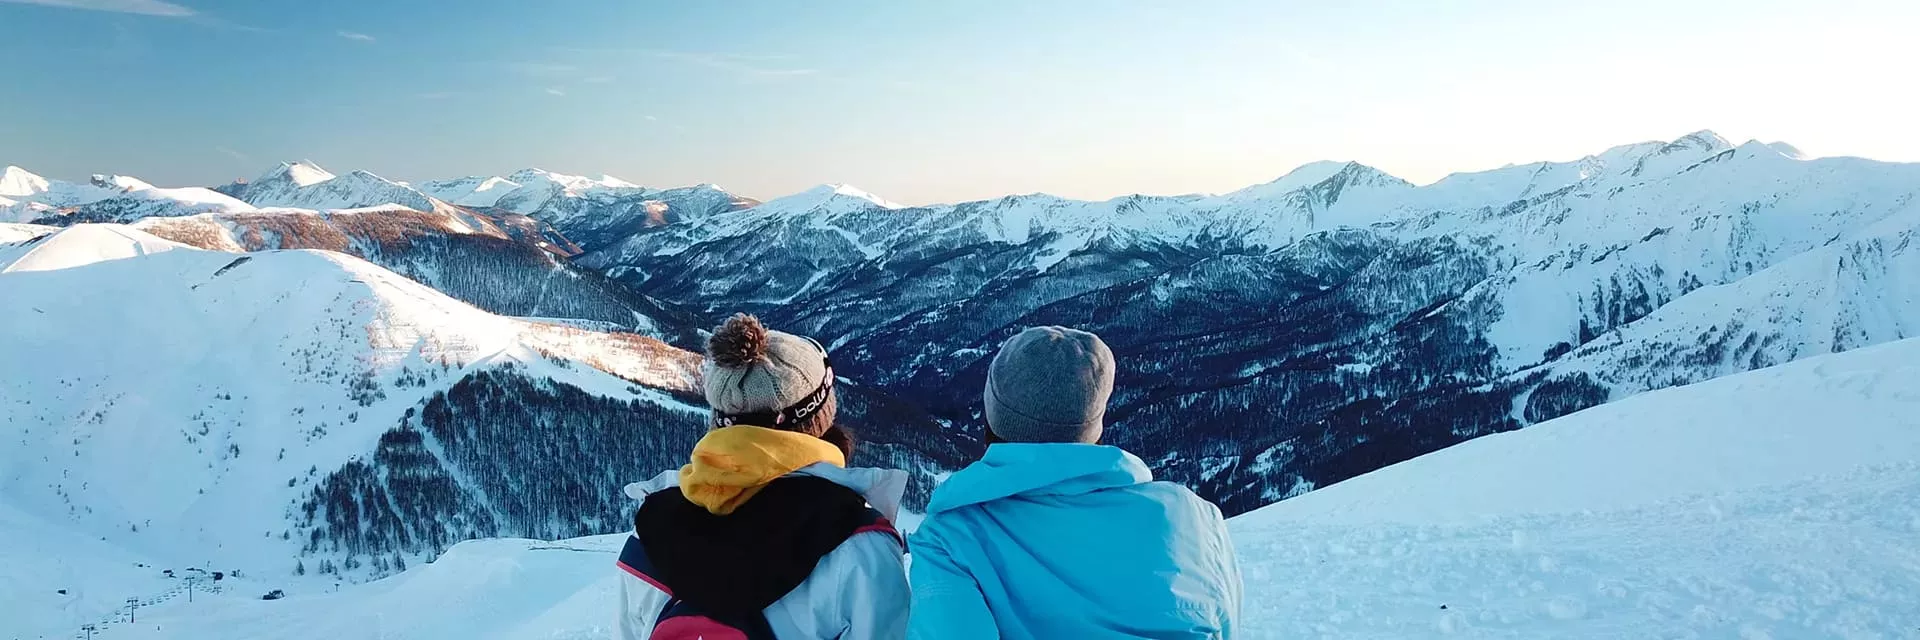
[
  {"xmin": 756, "ymin": 183, "xmax": 902, "ymax": 213},
  {"xmin": 89, "ymin": 174, "xmax": 154, "ymax": 192},
  {"xmin": 1668, "ymin": 130, "xmax": 1732, "ymax": 154},
  {"xmin": 0, "ymin": 165, "xmax": 50, "ymax": 197},
  {"xmin": 258, "ymin": 161, "xmax": 336, "ymax": 188},
  {"xmin": 810, "ymin": 183, "xmax": 903, "ymax": 208}
]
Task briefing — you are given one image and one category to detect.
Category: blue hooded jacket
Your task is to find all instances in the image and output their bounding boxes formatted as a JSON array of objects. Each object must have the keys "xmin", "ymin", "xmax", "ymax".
[{"xmin": 907, "ymin": 443, "xmax": 1242, "ymax": 639}]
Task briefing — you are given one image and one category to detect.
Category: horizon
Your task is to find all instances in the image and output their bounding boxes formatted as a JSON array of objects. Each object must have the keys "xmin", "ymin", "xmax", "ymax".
[
  {"xmin": 3, "ymin": 0, "xmax": 1916, "ymax": 205},
  {"xmin": 0, "ymin": 128, "xmax": 1857, "ymax": 207}
]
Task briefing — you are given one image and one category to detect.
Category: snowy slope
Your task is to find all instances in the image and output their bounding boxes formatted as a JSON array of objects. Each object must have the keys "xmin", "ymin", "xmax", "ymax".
[
  {"xmin": 2, "ymin": 166, "xmax": 256, "ymax": 224},
  {"xmin": 0, "ymin": 221, "xmax": 57, "ymax": 244},
  {"xmin": 2, "ymin": 165, "xmax": 115, "ymax": 222},
  {"xmin": 489, "ymin": 168, "xmax": 647, "ymax": 215},
  {"xmin": 1227, "ymin": 337, "xmax": 1920, "ymax": 638},
  {"xmin": 131, "ymin": 208, "xmax": 684, "ymax": 336},
  {"xmin": 0, "ymin": 228, "xmax": 703, "ymax": 599},
  {"xmin": 19, "ymin": 335, "xmax": 1918, "ymax": 640},
  {"xmin": 417, "ymin": 175, "xmax": 523, "ymax": 208},
  {"xmin": 0, "ymin": 223, "xmax": 193, "ymax": 273}
]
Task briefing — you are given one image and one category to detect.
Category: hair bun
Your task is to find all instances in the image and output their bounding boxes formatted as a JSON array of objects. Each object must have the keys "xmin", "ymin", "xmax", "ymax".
[{"xmin": 707, "ymin": 313, "xmax": 769, "ymax": 369}]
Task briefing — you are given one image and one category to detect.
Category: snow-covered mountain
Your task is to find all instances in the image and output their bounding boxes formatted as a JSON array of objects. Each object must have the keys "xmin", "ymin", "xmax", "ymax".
[
  {"xmin": 131, "ymin": 206, "xmax": 694, "ymax": 338},
  {"xmin": 416, "ymin": 175, "xmax": 524, "ymax": 208},
  {"xmin": 414, "ymin": 168, "xmax": 759, "ymax": 251},
  {"xmin": 229, "ymin": 161, "xmax": 459, "ymax": 214},
  {"xmin": 0, "ymin": 224, "xmax": 712, "ymax": 585},
  {"xmin": 593, "ymin": 130, "xmax": 1920, "ymax": 515},
  {"xmin": 2, "ymin": 165, "xmax": 255, "ymax": 224}
]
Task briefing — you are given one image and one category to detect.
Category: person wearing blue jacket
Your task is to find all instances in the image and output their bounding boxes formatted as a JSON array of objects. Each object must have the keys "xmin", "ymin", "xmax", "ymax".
[{"xmin": 908, "ymin": 326, "xmax": 1243, "ymax": 639}]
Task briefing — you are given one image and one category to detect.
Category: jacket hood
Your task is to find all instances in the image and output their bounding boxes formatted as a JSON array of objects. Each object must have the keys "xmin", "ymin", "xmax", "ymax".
[
  {"xmin": 926, "ymin": 443, "xmax": 1153, "ymax": 514},
  {"xmin": 677, "ymin": 425, "xmax": 846, "ymax": 515}
]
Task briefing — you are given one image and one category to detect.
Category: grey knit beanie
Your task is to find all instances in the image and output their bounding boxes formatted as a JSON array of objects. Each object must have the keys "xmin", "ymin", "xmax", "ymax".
[
  {"xmin": 703, "ymin": 314, "xmax": 834, "ymax": 437},
  {"xmin": 983, "ymin": 326, "xmax": 1115, "ymax": 444}
]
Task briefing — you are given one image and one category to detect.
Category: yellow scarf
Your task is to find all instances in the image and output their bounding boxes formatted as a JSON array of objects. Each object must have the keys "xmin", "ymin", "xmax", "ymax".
[{"xmin": 678, "ymin": 425, "xmax": 846, "ymax": 515}]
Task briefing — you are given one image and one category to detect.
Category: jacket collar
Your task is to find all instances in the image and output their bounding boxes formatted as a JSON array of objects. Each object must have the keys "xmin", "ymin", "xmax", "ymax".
[{"xmin": 926, "ymin": 443, "xmax": 1152, "ymax": 514}]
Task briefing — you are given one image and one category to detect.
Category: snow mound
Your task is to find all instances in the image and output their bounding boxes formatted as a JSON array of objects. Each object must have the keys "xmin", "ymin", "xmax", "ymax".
[
  {"xmin": 1245, "ymin": 337, "xmax": 1920, "ymax": 525},
  {"xmin": 0, "ymin": 223, "xmax": 194, "ymax": 273},
  {"xmin": 0, "ymin": 222, "xmax": 56, "ymax": 244},
  {"xmin": 1228, "ymin": 338, "xmax": 1920, "ymax": 637}
]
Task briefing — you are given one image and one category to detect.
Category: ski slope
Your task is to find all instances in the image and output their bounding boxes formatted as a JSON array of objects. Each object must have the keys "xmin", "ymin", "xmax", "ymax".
[
  {"xmin": 1229, "ymin": 336, "xmax": 1920, "ymax": 638},
  {"xmin": 7, "ymin": 336, "xmax": 1911, "ymax": 639}
]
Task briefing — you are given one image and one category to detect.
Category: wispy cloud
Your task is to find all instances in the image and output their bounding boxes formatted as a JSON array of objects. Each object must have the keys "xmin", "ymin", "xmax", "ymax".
[
  {"xmin": 554, "ymin": 47, "xmax": 821, "ymax": 79},
  {"xmin": 336, "ymin": 30, "xmax": 375, "ymax": 42},
  {"xmin": 510, "ymin": 62, "xmax": 581, "ymax": 78},
  {"xmin": 216, "ymin": 146, "xmax": 251, "ymax": 163},
  {"xmin": 545, "ymin": 87, "xmax": 566, "ymax": 96},
  {"xmin": 647, "ymin": 50, "xmax": 819, "ymax": 77},
  {"xmin": 0, "ymin": 0, "xmax": 194, "ymax": 16},
  {"xmin": 643, "ymin": 114, "xmax": 658, "ymax": 121}
]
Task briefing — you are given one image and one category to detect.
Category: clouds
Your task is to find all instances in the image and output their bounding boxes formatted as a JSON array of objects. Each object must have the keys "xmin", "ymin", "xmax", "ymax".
[
  {"xmin": 0, "ymin": 0, "xmax": 193, "ymax": 16},
  {"xmin": 509, "ymin": 63, "xmax": 580, "ymax": 78},
  {"xmin": 646, "ymin": 50, "xmax": 818, "ymax": 77},
  {"xmin": 336, "ymin": 30, "xmax": 375, "ymax": 42},
  {"xmin": 553, "ymin": 47, "xmax": 821, "ymax": 80},
  {"xmin": 545, "ymin": 88, "xmax": 566, "ymax": 97}
]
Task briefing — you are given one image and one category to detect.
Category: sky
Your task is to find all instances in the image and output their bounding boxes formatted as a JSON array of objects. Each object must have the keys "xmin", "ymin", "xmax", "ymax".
[{"xmin": 1, "ymin": 0, "xmax": 1915, "ymax": 205}]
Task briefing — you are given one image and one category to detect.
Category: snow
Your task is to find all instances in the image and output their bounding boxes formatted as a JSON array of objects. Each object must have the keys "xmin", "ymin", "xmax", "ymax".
[
  {"xmin": 1222, "ymin": 160, "xmax": 1352, "ymax": 200},
  {"xmin": 1229, "ymin": 337, "xmax": 1920, "ymax": 637},
  {"xmin": 11, "ymin": 330, "xmax": 1915, "ymax": 640},
  {"xmin": 0, "ymin": 165, "xmax": 53, "ymax": 197},
  {"xmin": 754, "ymin": 183, "xmax": 905, "ymax": 214},
  {"xmin": 0, "ymin": 228, "xmax": 703, "ymax": 638},
  {"xmin": 0, "ymin": 223, "xmax": 195, "ymax": 273},
  {"xmin": 491, "ymin": 168, "xmax": 652, "ymax": 215},
  {"xmin": 93, "ymin": 174, "xmax": 156, "ymax": 192},
  {"xmin": 277, "ymin": 161, "xmax": 337, "ymax": 187},
  {"xmin": 0, "ymin": 221, "xmax": 56, "ymax": 244},
  {"xmin": 234, "ymin": 162, "xmax": 452, "ymax": 213},
  {"xmin": 418, "ymin": 175, "xmax": 524, "ymax": 208}
]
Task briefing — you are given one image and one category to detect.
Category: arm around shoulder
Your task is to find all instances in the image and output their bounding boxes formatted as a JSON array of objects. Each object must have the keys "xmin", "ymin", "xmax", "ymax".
[
  {"xmin": 834, "ymin": 530, "xmax": 912, "ymax": 640},
  {"xmin": 906, "ymin": 523, "xmax": 1000, "ymax": 640}
]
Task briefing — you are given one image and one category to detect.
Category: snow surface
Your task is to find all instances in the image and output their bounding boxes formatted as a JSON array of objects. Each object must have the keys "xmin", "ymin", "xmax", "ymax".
[
  {"xmin": 490, "ymin": 168, "xmax": 652, "ymax": 216},
  {"xmin": 0, "ymin": 221, "xmax": 56, "ymax": 244},
  {"xmin": 418, "ymin": 175, "xmax": 524, "ymax": 208},
  {"xmin": 234, "ymin": 162, "xmax": 453, "ymax": 213},
  {"xmin": 0, "ymin": 226, "xmax": 703, "ymax": 639},
  {"xmin": 1229, "ymin": 337, "xmax": 1920, "ymax": 637},
  {"xmin": 12, "ymin": 334, "xmax": 1915, "ymax": 639},
  {"xmin": 0, "ymin": 223, "xmax": 194, "ymax": 273}
]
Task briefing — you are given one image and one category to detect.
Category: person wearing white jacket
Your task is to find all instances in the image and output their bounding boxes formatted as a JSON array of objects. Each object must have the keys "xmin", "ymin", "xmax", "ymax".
[{"xmin": 614, "ymin": 314, "xmax": 910, "ymax": 640}]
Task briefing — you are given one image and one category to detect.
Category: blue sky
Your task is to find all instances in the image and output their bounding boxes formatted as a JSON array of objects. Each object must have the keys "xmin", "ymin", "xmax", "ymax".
[{"xmin": 1, "ymin": 0, "xmax": 1914, "ymax": 204}]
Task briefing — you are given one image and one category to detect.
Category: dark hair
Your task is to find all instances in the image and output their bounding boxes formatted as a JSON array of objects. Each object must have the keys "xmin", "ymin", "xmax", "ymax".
[{"xmin": 819, "ymin": 421, "xmax": 855, "ymax": 461}]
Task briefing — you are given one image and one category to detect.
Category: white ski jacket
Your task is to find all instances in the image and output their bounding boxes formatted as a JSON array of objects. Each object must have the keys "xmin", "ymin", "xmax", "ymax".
[{"xmin": 614, "ymin": 463, "xmax": 911, "ymax": 640}]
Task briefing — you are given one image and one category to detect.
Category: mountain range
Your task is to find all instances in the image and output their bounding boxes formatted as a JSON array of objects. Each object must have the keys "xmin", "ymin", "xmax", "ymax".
[{"xmin": 5, "ymin": 129, "xmax": 1919, "ymax": 593}]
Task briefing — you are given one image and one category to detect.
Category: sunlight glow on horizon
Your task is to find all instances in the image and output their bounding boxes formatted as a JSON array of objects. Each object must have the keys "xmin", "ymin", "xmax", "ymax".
[{"xmin": 1, "ymin": 0, "xmax": 1915, "ymax": 206}]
